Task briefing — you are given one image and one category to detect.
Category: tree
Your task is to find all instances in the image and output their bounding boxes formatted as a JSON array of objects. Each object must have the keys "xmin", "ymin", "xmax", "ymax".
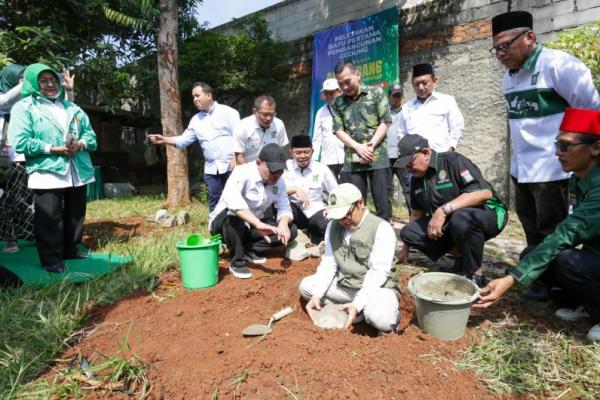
[
  {"xmin": 103, "ymin": 0, "xmax": 197, "ymax": 207},
  {"xmin": 157, "ymin": 0, "xmax": 190, "ymax": 207},
  {"xmin": 547, "ymin": 20, "xmax": 600, "ymax": 89}
]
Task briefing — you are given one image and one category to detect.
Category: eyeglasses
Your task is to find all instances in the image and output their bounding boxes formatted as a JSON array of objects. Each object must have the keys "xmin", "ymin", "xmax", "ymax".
[
  {"xmin": 341, "ymin": 202, "xmax": 358, "ymax": 220},
  {"xmin": 554, "ymin": 141, "xmax": 590, "ymax": 152},
  {"xmin": 38, "ymin": 78, "xmax": 59, "ymax": 87},
  {"xmin": 257, "ymin": 111, "xmax": 276, "ymax": 118},
  {"xmin": 489, "ymin": 30, "xmax": 529, "ymax": 55}
]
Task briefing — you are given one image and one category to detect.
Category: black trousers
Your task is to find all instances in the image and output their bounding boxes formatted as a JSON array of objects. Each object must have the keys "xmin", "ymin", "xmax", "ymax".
[
  {"xmin": 290, "ymin": 202, "xmax": 328, "ymax": 244},
  {"xmin": 210, "ymin": 209, "xmax": 298, "ymax": 268},
  {"xmin": 512, "ymin": 177, "xmax": 568, "ymax": 246},
  {"xmin": 400, "ymin": 206, "xmax": 504, "ymax": 275},
  {"xmin": 341, "ymin": 167, "xmax": 391, "ymax": 220},
  {"xmin": 327, "ymin": 164, "xmax": 343, "ymax": 183},
  {"xmin": 33, "ymin": 185, "xmax": 87, "ymax": 266},
  {"xmin": 389, "ymin": 157, "xmax": 411, "ymax": 211},
  {"xmin": 520, "ymin": 246, "xmax": 600, "ymax": 323}
]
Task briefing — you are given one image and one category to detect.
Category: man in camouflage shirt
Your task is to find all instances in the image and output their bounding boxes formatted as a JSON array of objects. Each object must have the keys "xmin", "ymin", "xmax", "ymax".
[{"xmin": 331, "ymin": 60, "xmax": 392, "ymax": 220}]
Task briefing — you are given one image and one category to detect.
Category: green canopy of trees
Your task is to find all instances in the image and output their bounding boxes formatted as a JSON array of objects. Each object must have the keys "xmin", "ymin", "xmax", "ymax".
[
  {"xmin": 0, "ymin": 1, "xmax": 290, "ymax": 115},
  {"xmin": 547, "ymin": 20, "xmax": 600, "ymax": 89}
]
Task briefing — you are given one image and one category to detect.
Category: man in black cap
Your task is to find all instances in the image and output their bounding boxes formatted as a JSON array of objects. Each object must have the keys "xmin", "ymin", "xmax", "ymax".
[
  {"xmin": 208, "ymin": 143, "xmax": 298, "ymax": 279},
  {"xmin": 491, "ymin": 10, "xmax": 600, "ymax": 299},
  {"xmin": 397, "ymin": 134, "xmax": 508, "ymax": 287},
  {"xmin": 396, "ymin": 63, "xmax": 464, "ymax": 153},
  {"xmin": 283, "ymin": 135, "xmax": 337, "ymax": 245}
]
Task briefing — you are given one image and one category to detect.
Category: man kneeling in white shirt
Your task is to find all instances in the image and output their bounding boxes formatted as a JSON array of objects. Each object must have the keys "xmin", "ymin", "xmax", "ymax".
[
  {"xmin": 209, "ymin": 144, "xmax": 298, "ymax": 279},
  {"xmin": 299, "ymin": 183, "xmax": 400, "ymax": 333}
]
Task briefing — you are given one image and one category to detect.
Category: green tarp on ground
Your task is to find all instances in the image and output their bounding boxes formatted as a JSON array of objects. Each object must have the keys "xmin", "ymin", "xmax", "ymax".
[{"xmin": 0, "ymin": 241, "xmax": 132, "ymax": 286}]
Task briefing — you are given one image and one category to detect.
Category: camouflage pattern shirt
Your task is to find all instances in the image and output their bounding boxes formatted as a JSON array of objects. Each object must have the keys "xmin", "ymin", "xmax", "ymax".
[{"xmin": 331, "ymin": 84, "xmax": 392, "ymax": 171}]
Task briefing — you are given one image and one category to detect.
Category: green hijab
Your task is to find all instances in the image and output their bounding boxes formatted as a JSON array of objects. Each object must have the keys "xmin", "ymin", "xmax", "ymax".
[
  {"xmin": 21, "ymin": 63, "xmax": 64, "ymax": 100},
  {"xmin": 0, "ymin": 64, "xmax": 25, "ymax": 94}
]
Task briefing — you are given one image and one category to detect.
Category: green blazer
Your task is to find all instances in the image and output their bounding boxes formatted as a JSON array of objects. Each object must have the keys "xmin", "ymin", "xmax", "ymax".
[{"xmin": 9, "ymin": 96, "xmax": 97, "ymax": 182}]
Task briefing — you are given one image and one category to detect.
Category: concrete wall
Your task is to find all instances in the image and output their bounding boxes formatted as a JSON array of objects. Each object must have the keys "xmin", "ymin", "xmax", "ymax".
[{"xmin": 217, "ymin": 0, "xmax": 600, "ymax": 201}]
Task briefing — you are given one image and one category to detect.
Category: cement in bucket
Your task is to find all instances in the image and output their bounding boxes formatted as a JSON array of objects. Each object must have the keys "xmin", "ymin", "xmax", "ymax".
[
  {"xmin": 176, "ymin": 239, "xmax": 220, "ymax": 289},
  {"xmin": 407, "ymin": 272, "xmax": 479, "ymax": 341}
]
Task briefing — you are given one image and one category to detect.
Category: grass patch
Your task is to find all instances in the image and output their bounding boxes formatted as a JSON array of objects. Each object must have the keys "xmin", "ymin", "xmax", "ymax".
[
  {"xmin": 0, "ymin": 195, "xmax": 209, "ymax": 398},
  {"xmin": 459, "ymin": 316, "xmax": 600, "ymax": 398}
]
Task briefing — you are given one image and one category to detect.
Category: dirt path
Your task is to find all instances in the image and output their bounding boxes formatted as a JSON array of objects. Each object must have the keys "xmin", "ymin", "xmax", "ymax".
[{"xmin": 64, "ymin": 247, "xmax": 510, "ymax": 400}]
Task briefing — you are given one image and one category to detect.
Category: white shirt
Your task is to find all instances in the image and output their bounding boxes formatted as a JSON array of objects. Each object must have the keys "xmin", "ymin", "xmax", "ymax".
[
  {"xmin": 28, "ymin": 100, "xmax": 93, "ymax": 189},
  {"xmin": 503, "ymin": 46, "xmax": 600, "ymax": 183},
  {"xmin": 387, "ymin": 106, "xmax": 403, "ymax": 159},
  {"xmin": 398, "ymin": 91, "xmax": 464, "ymax": 152},
  {"xmin": 310, "ymin": 210, "xmax": 396, "ymax": 312},
  {"xmin": 233, "ymin": 115, "xmax": 288, "ymax": 162},
  {"xmin": 311, "ymin": 104, "xmax": 344, "ymax": 165},
  {"xmin": 283, "ymin": 159, "xmax": 338, "ymax": 218},
  {"xmin": 208, "ymin": 162, "xmax": 293, "ymax": 230},
  {"xmin": 174, "ymin": 101, "xmax": 239, "ymax": 175}
]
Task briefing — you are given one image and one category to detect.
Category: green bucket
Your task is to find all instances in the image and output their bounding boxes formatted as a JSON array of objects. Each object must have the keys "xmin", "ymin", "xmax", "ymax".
[{"xmin": 176, "ymin": 238, "xmax": 220, "ymax": 289}]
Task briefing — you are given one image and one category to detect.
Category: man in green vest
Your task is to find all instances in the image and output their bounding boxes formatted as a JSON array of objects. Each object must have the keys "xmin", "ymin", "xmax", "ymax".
[
  {"xmin": 476, "ymin": 108, "xmax": 600, "ymax": 342},
  {"xmin": 299, "ymin": 183, "xmax": 400, "ymax": 333}
]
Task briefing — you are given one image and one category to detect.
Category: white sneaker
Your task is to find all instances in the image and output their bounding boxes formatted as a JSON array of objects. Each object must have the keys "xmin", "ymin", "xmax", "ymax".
[
  {"xmin": 555, "ymin": 305, "xmax": 589, "ymax": 321},
  {"xmin": 243, "ymin": 251, "xmax": 266, "ymax": 264},
  {"xmin": 586, "ymin": 324, "xmax": 600, "ymax": 341},
  {"xmin": 3, "ymin": 241, "xmax": 19, "ymax": 254},
  {"xmin": 228, "ymin": 265, "xmax": 252, "ymax": 279}
]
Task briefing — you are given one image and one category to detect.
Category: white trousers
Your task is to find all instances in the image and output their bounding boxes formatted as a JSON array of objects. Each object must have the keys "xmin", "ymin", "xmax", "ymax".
[{"xmin": 299, "ymin": 274, "xmax": 400, "ymax": 332}]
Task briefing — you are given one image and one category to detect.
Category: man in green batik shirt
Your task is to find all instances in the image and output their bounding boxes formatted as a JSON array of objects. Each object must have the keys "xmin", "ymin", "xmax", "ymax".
[
  {"xmin": 331, "ymin": 60, "xmax": 392, "ymax": 220},
  {"xmin": 476, "ymin": 108, "xmax": 600, "ymax": 342}
]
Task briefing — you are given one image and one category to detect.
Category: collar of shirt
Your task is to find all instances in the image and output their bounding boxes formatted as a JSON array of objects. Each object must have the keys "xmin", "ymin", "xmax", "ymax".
[
  {"xmin": 412, "ymin": 91, "xmax": 439, "ymax": 106},
  {"xmin": 390, "ymin": 106, "xmax": 402, "ymax": 114},
  {"xmin": 291, "ymin": 159, "xmax": 313, "ymax": 174},
  {"xmin": 574, "ymin": 163, "xmax": 600, "ymax": 194},
  {"xmin": 510, "ymin": 44, "xmax": 543, "ymax": 75},
  {"xmin": 253, "ymin": 116, "xmax": 275, "ymax": 133},
  {"xmin": 426, "ymin": 150, "xmax": 440, "ymax": 174},
  {"xmin": 343, "ymin": 84, "xmax": 369, "ymax": 102},
  {"xmin": 198, "ymin": 101, "xmax": 217, "ymax": 116}
]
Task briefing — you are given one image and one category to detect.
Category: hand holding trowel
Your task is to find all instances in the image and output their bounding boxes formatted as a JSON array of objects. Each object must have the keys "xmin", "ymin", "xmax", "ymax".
[{"xmin": 242, "ymin": 306, "xmax": 293, "ymax": 336}]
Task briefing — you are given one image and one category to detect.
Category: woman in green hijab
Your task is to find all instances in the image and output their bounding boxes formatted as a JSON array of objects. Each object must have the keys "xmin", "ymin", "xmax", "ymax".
[{"xmin": 9, "ymin": 63, "xmax": 97, "ymax": 273}]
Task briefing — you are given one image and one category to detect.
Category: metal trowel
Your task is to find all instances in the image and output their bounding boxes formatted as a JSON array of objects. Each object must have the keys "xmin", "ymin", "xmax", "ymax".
[{"xmin": 242, "ymin": 306, "xmax": 293, "ymax": 336}]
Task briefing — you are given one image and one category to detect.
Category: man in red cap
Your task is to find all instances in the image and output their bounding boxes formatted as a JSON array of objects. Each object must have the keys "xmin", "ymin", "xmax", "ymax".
[{"xmin": 476, "ymin": 108, "xmax": 600, "ymax": 342}]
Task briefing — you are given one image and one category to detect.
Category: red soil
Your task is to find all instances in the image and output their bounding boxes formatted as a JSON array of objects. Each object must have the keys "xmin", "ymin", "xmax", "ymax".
[{"xmin": 60, "ymin": 243, "xmax": 515, "ymax": 400}]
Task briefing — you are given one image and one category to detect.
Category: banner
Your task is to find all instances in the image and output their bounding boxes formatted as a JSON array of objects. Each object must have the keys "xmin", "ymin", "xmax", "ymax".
[{"xmin": 309, "ymin": 7, "xmax": 399, "ymax": 136}]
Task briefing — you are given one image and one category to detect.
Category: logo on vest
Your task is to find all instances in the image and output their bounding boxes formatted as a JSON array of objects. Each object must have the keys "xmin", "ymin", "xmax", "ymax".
[
  {"xmin": 273, "ymin": 186, "xmax": 278, "ymax": 195},
  {"xmin": 313, "ymin": 174, "xmax": 319, "ymax": 182}
]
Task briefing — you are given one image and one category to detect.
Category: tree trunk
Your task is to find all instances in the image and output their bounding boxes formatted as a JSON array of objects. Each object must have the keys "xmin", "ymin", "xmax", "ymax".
[{"xmin": 157, "ymin": 0, "xmax": 190, "ymax": 207}]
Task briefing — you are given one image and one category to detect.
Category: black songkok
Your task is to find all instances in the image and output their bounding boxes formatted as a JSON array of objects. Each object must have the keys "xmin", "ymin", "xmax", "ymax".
[
  {"xmin": 412, "ymin": 63, "xmax": 434, "ymax": 78},
  {"xmin": 492, "ymin": 11, "xmax": 533, "ymax": 35},
  {"xmin": 291, "ymin": 135, "xmax": 312, "ymax": 149}
]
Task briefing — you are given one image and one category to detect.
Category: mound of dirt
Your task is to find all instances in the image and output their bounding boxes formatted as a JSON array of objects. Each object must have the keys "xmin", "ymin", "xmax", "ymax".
[{"xmin": 59, "ymin": 246, "xmax": 510, "ymax": 400}]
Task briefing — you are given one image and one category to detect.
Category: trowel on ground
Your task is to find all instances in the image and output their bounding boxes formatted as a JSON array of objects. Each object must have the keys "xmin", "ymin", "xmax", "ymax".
[{"xmin": 242, "ymin": 306, "xmax": 293, "ymax": 336}]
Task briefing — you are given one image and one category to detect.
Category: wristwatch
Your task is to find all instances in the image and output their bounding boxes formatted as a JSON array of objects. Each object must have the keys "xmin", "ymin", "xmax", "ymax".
[{"xmin": 442, "ymin": 203, "xmax": 454, "ymax": 215}]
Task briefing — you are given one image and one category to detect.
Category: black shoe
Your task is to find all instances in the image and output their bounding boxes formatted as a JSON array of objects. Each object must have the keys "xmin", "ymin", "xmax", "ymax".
[
  {"xmin": 65, "ymin": 251, "xmax": 90, "ymax": 260},
  {"xmin": 242, "ymin": 250, "xmax": 266, "ymax": 264},
  {"xmin": 470, "ymin": 274, "xmax": 487, "ymax": 288},
  {"xmin": 440, "ymin": 256, "xmax": 463, "ymax": 274},
  {"xmin": 43, "ymin": 262, "xmax": 66, "ymax": 273},
  {"xmin": 521, "ymin": 286, "xmax": 550, "ymax": 301}
]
